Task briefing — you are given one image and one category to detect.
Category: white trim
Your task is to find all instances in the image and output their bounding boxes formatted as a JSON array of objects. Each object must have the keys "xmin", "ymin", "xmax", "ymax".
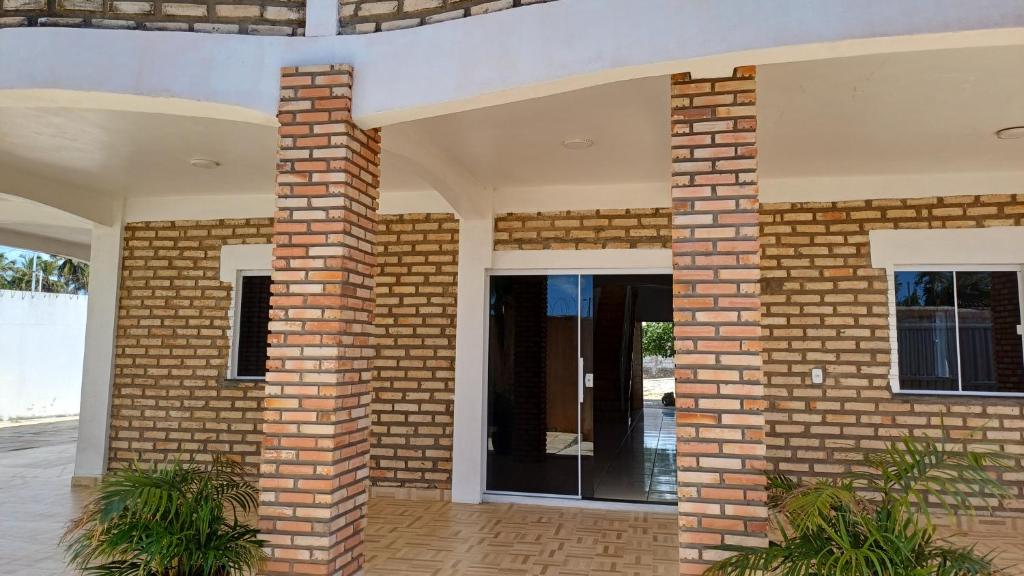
[
  {"xmin": 451, "ymin": 219, "xmax": 494, "ymax": 504},
  {"xmin": 880, "ymin": 256, "xmax": 1024, "ymax": 393},
  {"xmin": 870, "ymin": 226, "xmax": 1024, "ymax": 397},
  {"xmin": 73, "ymin": 210, "xmax": 124, "ymax": 481},
  {"xmin": 869, "ymin": 227, "xmax": 1024, "ymax": 269},
  {"xmin": 218, "ymin": 243, "xmax": 274, "ymax": 379},
  {"xmin": 4, "ymin": 3, "xmax": 1024, "ymax": 129},
  {"xmin": 482, "ymin": 493, "xmax": 673, "ymax": 513},
  {"xmin": 219, "ymin": 244, "xmax": 274, "ymax": 283},
  {"xmin": 490, "ymin": 249, "xmax": 672, "ymax": 272},
  {"xmin": 304, "ymin": 0, "xmax": 338, "ymax": 37},
  {"xmin": 127, "ymin": 194, "xmax": 276, "ymax": 223}
]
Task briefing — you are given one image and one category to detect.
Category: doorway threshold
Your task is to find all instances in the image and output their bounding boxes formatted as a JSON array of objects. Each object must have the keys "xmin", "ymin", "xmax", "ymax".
[{"xmin": 483, "ymin": 492, "xmax": 674, "ymax": 513}]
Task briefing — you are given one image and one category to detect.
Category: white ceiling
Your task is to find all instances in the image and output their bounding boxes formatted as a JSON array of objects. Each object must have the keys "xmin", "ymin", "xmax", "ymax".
[
  {"xmin": 381, "ymin": 76, "xmax": 672, "ymax": 194},
  {"xmin": 0, "ymin": 107, "xmax": 277, "ymax": 199},
  {"xmin": 0, "ymin": 44, "xmax": 1021, "ymax": 246},
  {"xmin": 760, "ymin": 45, "xmax": 1024, "ymax": 179}
]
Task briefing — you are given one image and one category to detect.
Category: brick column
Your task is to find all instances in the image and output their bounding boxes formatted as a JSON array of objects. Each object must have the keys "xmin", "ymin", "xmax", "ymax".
[
  {"xmin": 670, "ymin": 67, "xmax": 768, "ymax": 573},
  {"xmin": 260, "ymin": 64, "xmax": 380, "ymax": 576}
]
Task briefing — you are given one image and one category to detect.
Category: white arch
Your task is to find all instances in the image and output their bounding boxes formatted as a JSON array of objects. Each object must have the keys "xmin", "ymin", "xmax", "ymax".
[
  {"xmin": 1, "ymin": 0, "xmax": 1023, "ymax": 129},
  {"xmin": 0, "ymin": 89, "xmax": 278, "ymax": 127}
]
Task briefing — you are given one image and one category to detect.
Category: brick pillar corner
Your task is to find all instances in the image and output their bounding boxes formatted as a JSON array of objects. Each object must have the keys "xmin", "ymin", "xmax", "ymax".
[
  {"xmin": 670, "ymin": 65, "xmax": 768, "ymax": 574},
  {"xmin": 259, "ymin": 63, "xmax": 381, "ymax": 576}
]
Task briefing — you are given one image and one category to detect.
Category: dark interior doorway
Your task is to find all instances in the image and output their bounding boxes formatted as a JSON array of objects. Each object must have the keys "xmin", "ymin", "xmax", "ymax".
[{"xmin": 485, "ymin": 273, "xmax": 675, "ymax": 504}]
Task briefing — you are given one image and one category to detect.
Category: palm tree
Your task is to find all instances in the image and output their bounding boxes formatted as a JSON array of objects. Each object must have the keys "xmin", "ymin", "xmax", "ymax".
[
  {"xmin": 0, "ymin": 252, "xmax": 16, "ymax": 290},
  {"xmin": 57, "ymin": 256, "xmax": 89, "ymax": 294},
  {"xmin": 7, "ymin": 255, "xmax": 36, "ymax": 291},
  {"xmin": 33, "ymin": 256, "xmax": 68, "ymax": 293},
  {"xmin": 0, "ymin": 251, "xmax": 88, "ymax": 294},
  {"xmin": 708, "ymin": 434, "xmax": 1010, "ymax": 576},
  {"xmin": 62, "ymin": 456, "xmax": 266, "ymax": 576}
]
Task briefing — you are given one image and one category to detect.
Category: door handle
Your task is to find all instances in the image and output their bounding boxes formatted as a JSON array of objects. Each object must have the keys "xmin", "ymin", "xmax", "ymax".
[{"xmin": 578, "ymin": 357, "xmax": 584, "ymax": 403}]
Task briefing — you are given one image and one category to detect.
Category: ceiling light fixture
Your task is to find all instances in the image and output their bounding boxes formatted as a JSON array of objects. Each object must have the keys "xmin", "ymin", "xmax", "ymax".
[
  {"xmin": 995, "ymin": 126, "xmax": 1024, "ymax": 140},
  {"xmin": 561, "ymin": 137, "xmax": 595, "ymax": 150},
  {"xmin": 189, "ymin": 157, "xmax": 221, "ymax": 169}
]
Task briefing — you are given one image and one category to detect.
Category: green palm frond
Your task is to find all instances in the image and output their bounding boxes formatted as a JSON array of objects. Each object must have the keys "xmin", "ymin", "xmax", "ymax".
[
  {"xmin": 710, "ymin": 433, "xmax": 1006, "ymax": 576},
  {"xmin": 62, "ymin": 455, "xmax": 265, "ymax": 576}
]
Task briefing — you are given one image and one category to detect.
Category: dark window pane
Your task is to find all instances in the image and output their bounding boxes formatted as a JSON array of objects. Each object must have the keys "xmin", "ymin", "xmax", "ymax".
[
  {"xmin": 236, "ymin": 275, "xmax": 272, "ymax": 378},
  {"xmin": 895, "ymin": 271, "xmax": 959, "ymax": 392},
  {"xmin": 958, "ymin": 271, "xmax": 1024, "ymax": 393},
  {"xmin": 486, "ymin": 275, "xmax": 580, "ymax": 496}
]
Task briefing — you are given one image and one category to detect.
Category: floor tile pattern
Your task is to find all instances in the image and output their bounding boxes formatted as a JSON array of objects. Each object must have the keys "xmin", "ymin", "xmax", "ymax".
[
  {"xmin": 366, "ymin": 499, "xmax": 680, "ymax": 576},
  {"xmin": 1, "ymin": 419, "xmax": 1022, "ymax": 576}
]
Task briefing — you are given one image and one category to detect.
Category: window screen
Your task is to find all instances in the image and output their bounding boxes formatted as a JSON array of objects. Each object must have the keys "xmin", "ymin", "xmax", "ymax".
[
  {"xmin": 235, "ymin": 275, "xmax": 272, "ymax": 378},
  {"xmin": 895, "ymin": 270, "xmax": 1024, "ymax": 394}
]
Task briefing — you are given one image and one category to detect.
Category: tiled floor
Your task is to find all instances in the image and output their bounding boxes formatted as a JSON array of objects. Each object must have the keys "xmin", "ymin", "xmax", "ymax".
[
  {"xmin": 592, "ymin": 404, "xmax": 676, "ymax": 504},
  {"xmin": 2, "ymin": 419, "xmax": 1022, "ymax": 576},
  {"xmin": 366, "ymin": 499, "xmax": 679, "ymax": 576},
  {"xmin": 0, "ymin": 419, "xmax": 87, "ymax": 576}
]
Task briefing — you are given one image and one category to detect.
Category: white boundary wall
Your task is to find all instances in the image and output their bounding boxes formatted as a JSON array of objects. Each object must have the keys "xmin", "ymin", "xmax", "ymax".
[{"xmin": 0, "ymin": 290, "xmax": 87, "ymax": 420}]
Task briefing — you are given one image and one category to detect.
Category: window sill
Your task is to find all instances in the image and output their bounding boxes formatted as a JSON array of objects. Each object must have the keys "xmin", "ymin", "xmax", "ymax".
[
  {"xmin": 892, "ymin": 389, "xmax": 1024, "ymax": 400},
  {"xmin": 220, "ymin": 377, "xmax": 266, "ymax": 387}
]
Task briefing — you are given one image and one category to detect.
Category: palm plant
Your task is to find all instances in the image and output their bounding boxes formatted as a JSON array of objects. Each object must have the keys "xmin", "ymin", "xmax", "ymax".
[
  {"xmin": 57, "ymin": 256, "xmax": 90, "ymax": 294},
  {"xmin": 0, "ymin": 252, "xmax": 15, "ymax": 289},
  {"xmin": 62, "ymin": 456, "xmax": 266, "ymax": 576},
  {"xmin": 709, "ymin": 434, "xmax": 1011, "ymax": 576}
]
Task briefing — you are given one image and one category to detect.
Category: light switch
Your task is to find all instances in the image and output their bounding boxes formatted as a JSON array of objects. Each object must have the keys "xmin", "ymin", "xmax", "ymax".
[
  {"xmin": 811, "ymin": 367, "xmax": 824, "ymax": 385},
  {"xmin": 585, "ymin": 373, "xmax": 594, "ymax": 388}
]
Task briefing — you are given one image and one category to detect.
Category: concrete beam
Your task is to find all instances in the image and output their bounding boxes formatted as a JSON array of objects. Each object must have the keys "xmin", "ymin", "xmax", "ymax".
[
  {"xmin": 383, "ymin": 124, "xmax": 492, "ymax": 219},
  {"xmin": 0, "ymin": 163, "xmax": 118, "ymax": 227},
  {"xmin": 0, "ymin": 228, "xmax": 90, "ymax": 261}
]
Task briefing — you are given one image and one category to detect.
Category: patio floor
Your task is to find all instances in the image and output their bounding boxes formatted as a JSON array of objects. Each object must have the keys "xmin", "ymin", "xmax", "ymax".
[{"xmin": 1, "ymin": 420, "xmax": 1021, "ymax": 576}]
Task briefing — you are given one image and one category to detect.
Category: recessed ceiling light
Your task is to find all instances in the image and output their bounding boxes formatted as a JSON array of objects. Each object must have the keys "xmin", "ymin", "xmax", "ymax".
[
  {"xmin": 189, "ymin": 157, "xmax": 221, "ymax": 169},
  {"xmin": 562, "ymin": 138, "xmax": 595, "ymax": 150},
  {"xmin": 995, "ymin": 126, "xmax": 1024, "ymax": 140}
]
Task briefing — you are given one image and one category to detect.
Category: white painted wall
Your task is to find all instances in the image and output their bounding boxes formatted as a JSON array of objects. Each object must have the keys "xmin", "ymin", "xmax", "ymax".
[
  {"xmin": 1, "ymin": 0, "xmax": 1023, "ymax": 128},
  {"xmin": 0, "ymin": 290, "xmax": 87, "ymax": 420}
]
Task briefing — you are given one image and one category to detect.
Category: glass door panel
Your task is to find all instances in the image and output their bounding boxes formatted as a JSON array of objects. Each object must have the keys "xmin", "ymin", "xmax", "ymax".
[{"xmin": 486, "ymin": 274, "xmax": 581, "ymax": 496}]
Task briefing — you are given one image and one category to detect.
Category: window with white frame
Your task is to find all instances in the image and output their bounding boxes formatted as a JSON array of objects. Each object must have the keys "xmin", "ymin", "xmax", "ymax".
[
  {"xmin": 893, "ymin": 267, "xmax": 1024, "ymax": 395},
  {"xmin": 231, "ymin": 271, "xmax": 272, "ymax": 379}
]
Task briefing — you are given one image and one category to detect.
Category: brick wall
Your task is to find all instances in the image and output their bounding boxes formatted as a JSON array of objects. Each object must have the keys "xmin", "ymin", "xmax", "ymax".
[
  {"xmin": 761, "ymin": 194, "xmax": 1024, "ymax": 516},
  {"xmin": 107, "ymin": 218, "xmax": 273, "ymax": 471},
  {"xmin": 670, "ymin": 67, "xmax": 768, "ymax": 573},
  {"xmin": 339, "ymin": 0, "xmax": 554, "ymax": 33},
  {"xmin": 371, "ymin": 213, "xmax": 458, "ymax": 497},
  {"xmin": 259, "ymin": 63, "xmax": 381, "ymax": 576},
  {"xmin": 0, "ymin": 0, "xmax": 303, "ymax": 34},
  {"xmin": 493, "ymin": 208, "xmax": 671, "ymax": 251}
]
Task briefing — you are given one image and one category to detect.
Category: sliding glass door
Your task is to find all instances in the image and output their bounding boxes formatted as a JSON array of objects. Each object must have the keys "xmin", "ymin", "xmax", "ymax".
[
  {"xmin": 485, "ymin": 272, "xmax": 677, "ymax": 504},
  {"xmin": 486, "ymin": 274, "xmax": 588, "ymax": 496}
]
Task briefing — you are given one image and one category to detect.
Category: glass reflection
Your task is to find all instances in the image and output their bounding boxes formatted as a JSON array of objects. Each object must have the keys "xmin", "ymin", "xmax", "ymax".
[
  {"xmin": 957, "ymin": 272, "xmax": 1024, "ymax": 393},
  {"xmin": 486, "ymin": 275, "xmax": 580, "ymax": 496},
  {"xmin": 895, "ymin": 271, "xmax": 959, "ymax": 391}
]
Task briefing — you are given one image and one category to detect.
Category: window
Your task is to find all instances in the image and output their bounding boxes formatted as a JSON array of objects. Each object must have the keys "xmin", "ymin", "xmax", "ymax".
[
  {"xmin": 232, "ymin": 273, "xmax": 272, "ymax": 379},
  {"xmin": 894, "ymin": 269, "xmax": 1024, "ymax": 395}
]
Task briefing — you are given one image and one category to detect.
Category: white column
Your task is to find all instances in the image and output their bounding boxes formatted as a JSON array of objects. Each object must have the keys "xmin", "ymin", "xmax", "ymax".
[
  {"xmin": 451, "ymin": 217, "xmax": 493, "ymax": 503},
  {"xmin": 304, "ymin": 0, "xmax": 339, "ymax": 37},
  {"xmin": 72, "ymin": 205, "xmax": 124, "ymax": 484}
]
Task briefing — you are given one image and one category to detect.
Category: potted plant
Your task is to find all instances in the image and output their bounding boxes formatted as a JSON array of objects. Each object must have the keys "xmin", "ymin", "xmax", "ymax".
[
  {"xmin": 709, "ymin": 434, "xmax": 1011, "ymax": 576},
  {"xmin": 63, "ymin": 456, "xmax": 266, "ymax": 576}
]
